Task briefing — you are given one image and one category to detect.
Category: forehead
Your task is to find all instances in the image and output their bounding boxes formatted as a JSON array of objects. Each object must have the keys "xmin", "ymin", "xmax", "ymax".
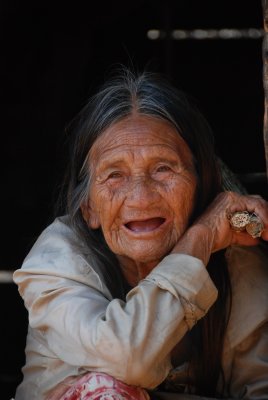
[{"xmin": 89, "ymin": 114, "xmax": 193, "ymax": 164}]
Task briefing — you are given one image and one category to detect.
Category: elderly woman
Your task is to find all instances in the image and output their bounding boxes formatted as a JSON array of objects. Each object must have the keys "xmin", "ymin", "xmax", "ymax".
[{"xmin": 14, "ymin": 69, "xmax": 268, "ymax": 400}]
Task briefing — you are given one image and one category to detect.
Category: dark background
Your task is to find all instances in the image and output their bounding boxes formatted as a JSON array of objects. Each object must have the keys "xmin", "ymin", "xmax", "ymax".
[{"xmin": 1, "ymin": 1, "xmax": 266, "ymax": 398}]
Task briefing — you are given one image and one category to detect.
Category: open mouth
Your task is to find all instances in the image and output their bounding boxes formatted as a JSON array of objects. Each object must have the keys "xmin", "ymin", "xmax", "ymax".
[{"xmin": 125, "ymin": 217, "xmax": 166, "ymax": 233}]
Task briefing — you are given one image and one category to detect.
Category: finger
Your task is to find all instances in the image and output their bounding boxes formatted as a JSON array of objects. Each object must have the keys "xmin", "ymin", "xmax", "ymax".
[{"xmin": 232, "ymin": 230, "xmax": 260, "ymax": 247}]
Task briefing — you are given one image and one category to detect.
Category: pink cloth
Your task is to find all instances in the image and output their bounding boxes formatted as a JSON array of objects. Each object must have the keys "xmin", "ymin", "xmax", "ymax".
[{"xmin": 54, "ymin": 372, "xmax": 151, "ymax": 400}]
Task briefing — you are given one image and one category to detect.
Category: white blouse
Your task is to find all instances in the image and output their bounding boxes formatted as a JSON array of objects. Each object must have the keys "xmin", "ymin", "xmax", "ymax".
[{"xmin": 13, "ymin": 217, "xmax": 268, "ymax": 399}]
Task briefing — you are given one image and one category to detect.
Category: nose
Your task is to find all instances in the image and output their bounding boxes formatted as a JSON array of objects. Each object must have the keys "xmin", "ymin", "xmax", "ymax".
[{"xmin": 125, "ymin": 176, "xmax": 161, "ymax": 209}]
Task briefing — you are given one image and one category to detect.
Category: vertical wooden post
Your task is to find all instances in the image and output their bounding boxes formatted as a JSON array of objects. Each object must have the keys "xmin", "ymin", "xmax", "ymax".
[{"xmin": 262, "ymin": 0, "xmax": 268, "ymax": 180}]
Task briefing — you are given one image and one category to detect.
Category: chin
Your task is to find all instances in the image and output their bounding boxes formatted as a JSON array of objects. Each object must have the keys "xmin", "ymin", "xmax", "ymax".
[{"xmin": 108, "ymin": 235, "xmax": 177, "ymax": 267}]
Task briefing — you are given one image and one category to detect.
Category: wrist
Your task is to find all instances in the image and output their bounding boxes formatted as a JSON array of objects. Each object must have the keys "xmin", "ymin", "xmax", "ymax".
[{"xmin": 172, "ymin": 224, "xmax": 214, "ymax": 266}]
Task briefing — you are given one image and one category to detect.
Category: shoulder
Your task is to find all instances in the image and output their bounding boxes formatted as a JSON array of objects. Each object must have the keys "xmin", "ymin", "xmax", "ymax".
[
  {"xmin": 225, "ymin": 245, "xmax": 268, "ymax": 347},
  {"xmin": 21, "ymin": 216, "xmax": 85, "ymax": 270},
  {"xmin": 27, "ymin": 215, "xmax": 83, "ymax": 254},
  {"xmin": 13, "ymin": 216, "xmax": 106, "ymax": 293}
]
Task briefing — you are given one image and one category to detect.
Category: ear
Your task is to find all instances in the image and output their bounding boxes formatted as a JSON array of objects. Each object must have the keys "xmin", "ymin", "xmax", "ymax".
[{"xmin": 80, "ymin": 201, "xmax": 101, "ymax": 230}]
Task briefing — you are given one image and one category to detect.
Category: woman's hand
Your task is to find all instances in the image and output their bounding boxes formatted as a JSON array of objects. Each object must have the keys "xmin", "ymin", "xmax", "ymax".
[
  {"xmin": 196, "ymin": 191, "xmax": 268, "ymax": 251},
  {"xmin": 172, "ymin": 191, "xmax": 268, "ymax": 266}
]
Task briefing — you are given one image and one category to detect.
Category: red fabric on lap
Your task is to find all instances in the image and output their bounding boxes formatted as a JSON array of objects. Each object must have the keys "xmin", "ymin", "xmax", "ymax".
[{"xmin": 57, "ymin": 372, "xmax": 150, "ymax": 400}]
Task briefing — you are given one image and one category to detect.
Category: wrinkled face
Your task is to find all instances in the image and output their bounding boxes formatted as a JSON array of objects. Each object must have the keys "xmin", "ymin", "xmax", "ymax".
[{"xmin": 82, "ymin": 114, "xmax": 197, "ymax": 275}]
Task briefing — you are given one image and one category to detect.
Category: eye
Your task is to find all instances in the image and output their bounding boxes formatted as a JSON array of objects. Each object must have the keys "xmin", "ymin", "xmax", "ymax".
[
  {"xmin": 155, "ymin": 165, "xmax": 172, "ymax": 173},
  {"xmin": 107, "ymin": 171, "xmax": 123, "ymax": 180}
]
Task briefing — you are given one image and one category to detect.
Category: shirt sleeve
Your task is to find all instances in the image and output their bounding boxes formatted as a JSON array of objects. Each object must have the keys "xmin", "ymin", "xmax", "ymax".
[{"xmin": 13, "ymin": 227, "xmax": 217, "ymax": 389}]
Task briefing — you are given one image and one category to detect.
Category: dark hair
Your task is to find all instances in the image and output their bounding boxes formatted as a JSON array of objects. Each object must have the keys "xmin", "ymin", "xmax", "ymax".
[{"xmin": 61, "ymin": 68, "xmax": 231, "ymax": 397}]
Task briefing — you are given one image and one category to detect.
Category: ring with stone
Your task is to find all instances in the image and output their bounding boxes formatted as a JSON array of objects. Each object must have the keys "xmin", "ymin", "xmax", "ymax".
[
  {"xmin": 246, "ymin": 213, "xmax": 264, "ymax": 238},
  {"xmin": 227, "ymin": 210, "xmax": 264, "ymax": 238},
  {"xmin": 227, "ymin": 211, "xmax": 251, "ymax": 231}
]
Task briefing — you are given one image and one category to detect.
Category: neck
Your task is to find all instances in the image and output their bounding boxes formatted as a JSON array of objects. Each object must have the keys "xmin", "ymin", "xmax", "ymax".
[{"xmin": 117, "ymin": 255, "xmax": 159, "ymax": 286}]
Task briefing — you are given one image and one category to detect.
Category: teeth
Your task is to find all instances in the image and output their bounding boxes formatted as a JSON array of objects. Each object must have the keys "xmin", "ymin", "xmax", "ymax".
[{"xmin": 125, "ymin": 218, "xmax": 165, "ymax": 233}]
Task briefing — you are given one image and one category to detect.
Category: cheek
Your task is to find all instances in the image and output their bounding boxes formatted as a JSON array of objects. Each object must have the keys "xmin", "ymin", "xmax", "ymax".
[
  {"xmin": 91, "ymin": 186, "xmax": 125, "ymax": 227},
  {"xmin": 169, "ymin": 176, "xmax": 197, "ymax": 220}
]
